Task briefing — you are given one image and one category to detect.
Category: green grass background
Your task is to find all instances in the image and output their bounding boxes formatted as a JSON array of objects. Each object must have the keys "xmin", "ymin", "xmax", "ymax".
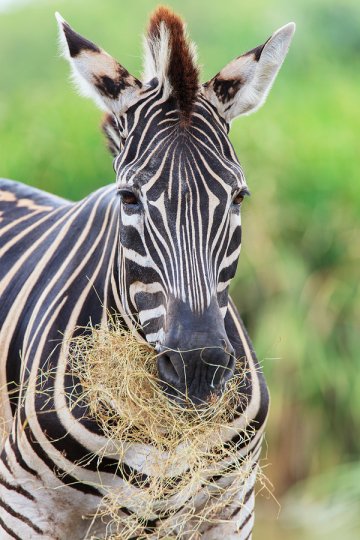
[{"xmin": 1, "ymin": 0, "xmax": 359, "ymax": 538}]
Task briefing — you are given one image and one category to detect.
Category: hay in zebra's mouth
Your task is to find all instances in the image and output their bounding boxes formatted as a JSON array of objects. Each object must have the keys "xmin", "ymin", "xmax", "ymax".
[{"xmin": 68, "ymin": 317, "xmax": 256, "ymax": 540}]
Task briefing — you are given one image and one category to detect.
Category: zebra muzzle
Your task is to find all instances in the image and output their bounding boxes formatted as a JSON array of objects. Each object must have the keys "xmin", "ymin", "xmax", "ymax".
[{"xmin": 157, "ymin": 340, "xmax": 235, "ymax": 405}]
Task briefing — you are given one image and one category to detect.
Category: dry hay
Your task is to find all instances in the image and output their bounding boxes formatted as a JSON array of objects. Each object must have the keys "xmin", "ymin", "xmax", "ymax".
[{"xmin": 67, "ymin": 317, "xmax": 258, "ymax": 539}]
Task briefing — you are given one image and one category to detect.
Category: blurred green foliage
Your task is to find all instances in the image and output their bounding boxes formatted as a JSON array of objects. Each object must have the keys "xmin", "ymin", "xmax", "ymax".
[{"xmin": 0, "ymin": 0, "xmax": 359, "ymax": 538}]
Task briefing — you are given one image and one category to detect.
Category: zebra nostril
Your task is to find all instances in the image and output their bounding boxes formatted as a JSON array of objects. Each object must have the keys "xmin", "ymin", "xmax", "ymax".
[
  {"xmin": 157, "ymin": 347, "xmax": 186, "ymax": 384},
  {"xmin": 200, "ymin": 345, "xmax": 235, "ymax": 384},
  {"xmin": 212, "ymin": 356, "xmax": 233, "ymax": 386},
  {"xmin": 222, "ymin": 351, "xmax": 236, "ymax": 383}
]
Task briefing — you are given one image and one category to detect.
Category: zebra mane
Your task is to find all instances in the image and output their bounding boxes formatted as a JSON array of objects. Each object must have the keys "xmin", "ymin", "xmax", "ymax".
[{"xmin": 143, "ymin": 6, "xmax": 200, "ymax": 124}]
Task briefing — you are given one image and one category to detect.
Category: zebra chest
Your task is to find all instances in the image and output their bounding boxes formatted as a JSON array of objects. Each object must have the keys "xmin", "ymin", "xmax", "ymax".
[{"xmin": 0, "ymin": 431, "xmax": 260, "ymax": 539}]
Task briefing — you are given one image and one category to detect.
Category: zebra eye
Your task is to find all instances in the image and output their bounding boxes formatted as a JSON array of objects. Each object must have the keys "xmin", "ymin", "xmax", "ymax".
[
  {"xmin": 119, "ymin": 190, "xmax": 138, "ymax": 205},
  {"xmin": 232, "ymin": 188, "xmax": 250, "ymax": 205},
  {"xmin": 233, "ymin": 193, "xmax": 244, "ymax": 205}
]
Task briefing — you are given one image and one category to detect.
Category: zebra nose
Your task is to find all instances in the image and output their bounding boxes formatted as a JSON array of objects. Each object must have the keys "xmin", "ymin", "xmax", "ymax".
[{"xmin": 156, "ymin": 342, "xmax": 235, "ymax": 402}]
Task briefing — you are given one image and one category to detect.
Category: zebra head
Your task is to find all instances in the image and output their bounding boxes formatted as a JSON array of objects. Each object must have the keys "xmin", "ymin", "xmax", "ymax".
[{"xmin": 57, "ymin": 8, "xmax": 295, "ymax": 404}]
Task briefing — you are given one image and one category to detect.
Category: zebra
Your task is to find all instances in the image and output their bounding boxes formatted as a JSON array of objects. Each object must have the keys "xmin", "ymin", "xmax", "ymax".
[{"xmin": 0, "ymin": 7, "xmax": 294, "ymax": 539}]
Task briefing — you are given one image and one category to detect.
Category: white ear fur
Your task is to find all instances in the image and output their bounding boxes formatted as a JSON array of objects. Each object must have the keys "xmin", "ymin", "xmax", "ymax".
[
  {"xmin": 55, "ymin": 12, "xmax": 142, "ymax": 115},
  {"xmin": 202, "ymin": 22, "xmax": 296, "ymax": 122},
  {"xmin": 142, "ymin": 21, "xmax": 172, "ymax": 94}
]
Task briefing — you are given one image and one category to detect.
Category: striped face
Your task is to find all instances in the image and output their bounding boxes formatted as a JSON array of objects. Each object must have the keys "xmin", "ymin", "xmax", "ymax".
[
  {"xmin": 114, "ymin": 85, "xmax": 248, "ymax": 342},
  {"xmin": 113, "ymin": 88, "xmax": 247, "ymax": 402},
  {"xmin": 57, "ymin": 8, "xmax": 295, "ymax": 402}
]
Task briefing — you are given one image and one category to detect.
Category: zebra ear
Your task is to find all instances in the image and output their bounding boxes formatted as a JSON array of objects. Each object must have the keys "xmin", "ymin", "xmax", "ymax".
[
  {"xmin": 55, "ymin": 13, "xmax": 142, "ymax": 115},
  {"xmin": 202, "ymin": 23, "xmax": 295, "ymax": 122}
]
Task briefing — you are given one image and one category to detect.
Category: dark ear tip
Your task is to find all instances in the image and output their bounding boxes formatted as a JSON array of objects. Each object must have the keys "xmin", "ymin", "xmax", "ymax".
[{"xmin": 56, "ymin": 13, "xmax": 101, "ymax": 58}]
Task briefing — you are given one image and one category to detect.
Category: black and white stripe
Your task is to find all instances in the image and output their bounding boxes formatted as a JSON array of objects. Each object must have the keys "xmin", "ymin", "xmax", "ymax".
[{"xmin": 113, "ymin": 85, "xmax": 246, "ymax": 343}]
